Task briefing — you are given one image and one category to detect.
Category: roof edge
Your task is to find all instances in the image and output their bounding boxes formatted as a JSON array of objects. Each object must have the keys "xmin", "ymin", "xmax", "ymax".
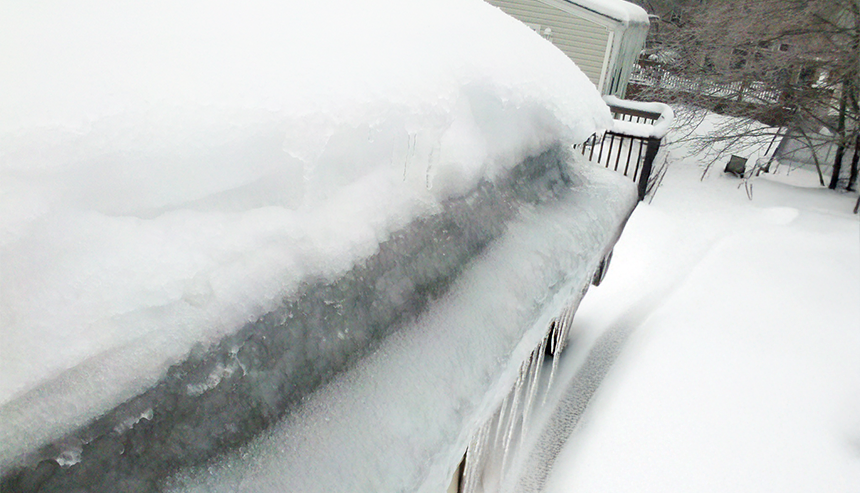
[{"xmin": 556, "ymin": 0, "xmax": 650, "ymax": 26}]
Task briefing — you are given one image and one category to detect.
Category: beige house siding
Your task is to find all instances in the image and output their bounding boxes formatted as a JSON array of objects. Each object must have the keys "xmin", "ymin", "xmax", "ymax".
[{"xmin": 486, "ymin": 0, "xmax": 611, "ymax": 88}]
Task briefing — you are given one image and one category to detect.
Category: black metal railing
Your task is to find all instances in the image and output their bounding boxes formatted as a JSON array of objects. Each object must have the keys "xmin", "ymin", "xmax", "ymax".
[{"xmin": 575, "ymin": 104, "xmax": 663, "ymax": 201}]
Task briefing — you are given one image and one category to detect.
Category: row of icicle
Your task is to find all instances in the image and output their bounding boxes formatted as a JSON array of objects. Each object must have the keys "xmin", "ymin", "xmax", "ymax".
[{"xmin": 458, "ymin": 301, "xmax": 579, "ymax": 493}]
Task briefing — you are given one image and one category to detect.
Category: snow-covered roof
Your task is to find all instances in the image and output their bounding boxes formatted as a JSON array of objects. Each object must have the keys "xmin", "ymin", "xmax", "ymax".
[
  {"xmin": 559, "ymin": 0, "xmax": 650, "ymax": 26},
  {"xmin": 0, "ymin": 0, "xmax": 616, "ymax": 475}
]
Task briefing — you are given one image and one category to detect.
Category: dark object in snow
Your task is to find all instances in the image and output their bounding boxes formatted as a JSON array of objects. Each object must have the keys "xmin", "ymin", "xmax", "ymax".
[{"xmin": 724, "ymin": 155, "xmax": 747, "ymax": 178}]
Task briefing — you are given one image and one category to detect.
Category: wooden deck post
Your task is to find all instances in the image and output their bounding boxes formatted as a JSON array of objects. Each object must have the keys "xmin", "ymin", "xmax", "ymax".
[{"xmin": 638, "ymin": 136, "xmax": 661, "ymax": 200}]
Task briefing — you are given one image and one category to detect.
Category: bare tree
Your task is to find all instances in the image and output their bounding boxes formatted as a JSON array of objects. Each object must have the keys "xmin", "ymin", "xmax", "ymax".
[{"xmin": 631, "ymin": 0, "xmax": 860, "ymax": 190}]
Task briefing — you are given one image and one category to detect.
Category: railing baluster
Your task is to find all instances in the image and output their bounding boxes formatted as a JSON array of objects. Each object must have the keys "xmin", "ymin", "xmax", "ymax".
[
  {"xmin": 579, "ymin": 102, "xmax": 669, "ymax": 201},
  {"xmin": 596, "ymin": 133, "xmax": 608, "ymax": 164},
  {"xmin": 624, "ymin": 136, "xmax": 635, "ymax": 176},
  {"xmin": 606, "ymin": 133, "xmax": 616, "ymax": 171}
]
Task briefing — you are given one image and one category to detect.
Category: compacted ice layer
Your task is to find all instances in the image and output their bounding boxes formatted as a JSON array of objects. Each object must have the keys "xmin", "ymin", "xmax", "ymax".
[
  {"xmin": 1, "ymin": 154, "xmax": 636, "ymax": 491},
  {"xmin": 170, "ymin": 161, "xmax": 636, "ymax": 493},
  {"xmin": 0, "ymin": 0, "xmax": 612, "ymax": 474},
  {"xmin": 2, "ymin": 144, "xmax": 565, "ymax": 489}
]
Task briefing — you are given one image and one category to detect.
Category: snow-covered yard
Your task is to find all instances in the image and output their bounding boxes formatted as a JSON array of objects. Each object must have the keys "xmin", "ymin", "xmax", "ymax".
[
  {"xmin": 545, "ymin": 118, "xmax": 860, "ymax": 492},
  {"xmin": 3, "ymin": 0, "xmax": 858, "ymax": 490}
]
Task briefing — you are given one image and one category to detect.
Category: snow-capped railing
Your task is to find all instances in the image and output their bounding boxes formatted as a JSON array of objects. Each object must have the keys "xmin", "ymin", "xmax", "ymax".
[{"xmin": 575, "ymin": 96, "xmax": 674, "ymax": 200}]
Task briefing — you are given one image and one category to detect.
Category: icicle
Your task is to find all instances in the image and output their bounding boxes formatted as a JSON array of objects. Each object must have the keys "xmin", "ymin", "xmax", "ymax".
[
  {"xmin": 492, "ymin": 393, "xmax": 511, "ymax": 452},
  {"xmin": 500, "ymin": 364, "xmax": 526, "ymax": 477},
  {"xmin": 544, "ymin": 304, "xmax": 577, "ymax": 406},
  {"xmin": 520, "ymin": 338, "xmax": 547, "ymax": 448},
  {"xmin": 463, "ymin": 421, "xmax": 492, "ymax": 493},
  {"xmin": 557, "ymin": 305, "xmax": 576, "ymax": 354},
  {"xmin": 469, "ymin": 426, "xmax": 487, "ymax": 493},
  {"xmin": 461, "ymin": 303, "xmax": 578, "ymax": 491},
  {"xmin": 533, "ymin": 335, "xmax": 548, "ymax": 402},
  {"xmin": 480, "ymin": 397, "xmax": 511, "ymax": 492},
  {"xmin": 462, "ymin": 434, "xmax": 478, "ymax": 493},
  {"xmin": 543, "ymin": 317, "xmax": 564, "ymax": 405},
  {"xmin": 517, "ymin": 353, "xmax": 535, "ymax": 447}
]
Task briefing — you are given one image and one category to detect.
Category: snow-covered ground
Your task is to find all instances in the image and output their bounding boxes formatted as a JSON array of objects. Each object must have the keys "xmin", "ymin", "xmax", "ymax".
[
  {"xmin": 545, "ymin": 115, "xmax": 860, "ymax": 492},
  {"xmin": 4, "ymin": 0, "xmax": 857, "ymax": 489}
]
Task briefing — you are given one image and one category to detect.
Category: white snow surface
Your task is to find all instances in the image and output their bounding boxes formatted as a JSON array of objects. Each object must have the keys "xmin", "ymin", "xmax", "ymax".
[
  {"xmin": 604, "ymin": 95, "xmax": 674, "ymax": 139},
  {"xmin": 545, "ymin": 112, "xmax": 860, "ymax": 492},
  {"xmin": 571, "ymin": 0, "xmax": 650, "ymax": 25},
  {"xmin": 0, "ymin": 0, "xmax": 611, "ymax": 453},
  {"xmin": 171, "ymin": 160, "xmax": 637, "ymax": 493}
]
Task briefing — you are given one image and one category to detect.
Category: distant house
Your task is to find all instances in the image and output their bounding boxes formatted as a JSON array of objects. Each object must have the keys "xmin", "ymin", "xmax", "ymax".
[{"xmin": 484, "ymin": 0, "xmax": 650, "ymax": 97}]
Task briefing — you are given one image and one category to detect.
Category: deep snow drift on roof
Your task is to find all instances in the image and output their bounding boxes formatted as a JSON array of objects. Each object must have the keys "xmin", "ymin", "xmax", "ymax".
[
  {"xmin": 0, "ymin": 0, "xmax": 613, "ymax": 476},
  {"xmin": 566, "ymin": 0, "xmax": 650, "ymax": 25}
]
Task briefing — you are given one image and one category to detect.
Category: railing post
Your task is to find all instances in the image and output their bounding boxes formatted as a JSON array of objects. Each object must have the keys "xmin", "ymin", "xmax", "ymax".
[{"xmin": 638, "ymin": 137, "xmax": 661, "ymax": 201}]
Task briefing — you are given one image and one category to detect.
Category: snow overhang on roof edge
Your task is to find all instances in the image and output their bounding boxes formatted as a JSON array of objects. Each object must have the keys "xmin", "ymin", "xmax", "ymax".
[{"xmin": 559, "ymin": 0, "xmax": 650, "ymax": 26}]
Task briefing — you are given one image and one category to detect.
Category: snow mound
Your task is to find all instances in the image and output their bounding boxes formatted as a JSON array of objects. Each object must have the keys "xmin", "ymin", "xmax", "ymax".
[{"xmin": 0, "ymin": 0, "xmax": 611, "ymax": 473}]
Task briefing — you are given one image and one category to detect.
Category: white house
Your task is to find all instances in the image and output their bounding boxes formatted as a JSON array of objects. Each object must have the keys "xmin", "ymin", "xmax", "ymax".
[{"xmin": 485, "ymin": 0, "xmax": 650, "ymax": 97}]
